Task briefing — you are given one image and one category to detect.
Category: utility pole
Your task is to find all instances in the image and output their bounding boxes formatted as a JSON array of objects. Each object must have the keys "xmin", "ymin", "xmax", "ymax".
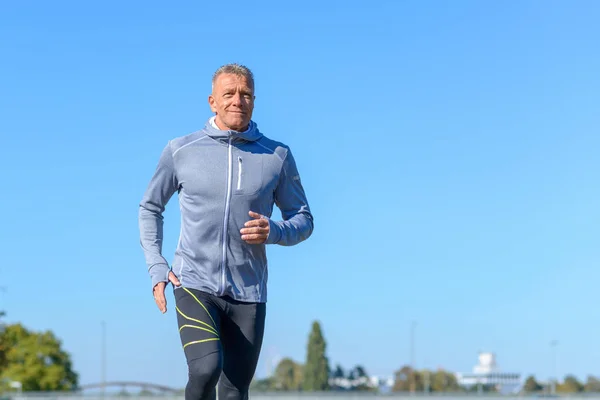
[
  {"xmin": 410, "ymin": 321, "xmax": 416, "ymax": 368},
  {"xmin": 0, "ymin": 286, "xmax": 6, "ymax": 313},
  {"xmin": 101, "ymin": 321, "xmax": 106, "ymax": 398},
  {"xmin": 550, "ymin": 340, "xmax": 558, "ymax": 395},
  {"xmin": 0, "ymin": 286, "xmax": 7, "ymax": 332},
  {"xmin": 410, "ymin": 321, "xmax": 417, "ymax": 393}
]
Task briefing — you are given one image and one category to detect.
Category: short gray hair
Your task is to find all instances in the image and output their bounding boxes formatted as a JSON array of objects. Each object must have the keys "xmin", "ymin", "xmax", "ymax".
[{"xmin": 212, "ymin": 63, "xmax": 255, "ymax": 90}]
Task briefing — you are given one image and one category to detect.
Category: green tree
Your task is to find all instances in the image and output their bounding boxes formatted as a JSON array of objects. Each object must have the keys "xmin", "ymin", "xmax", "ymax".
[
  {"xmin": 393, "ymin": 365, "xmax": 422, "ymax": 392},
  {"xmin": 558, "ymin": 375, "xmax": 583, "ymax": 393},
  {"xmin": 347, "ymin": 365, "xmax": 372, "ymax": 391},
  {"xmin": 332, "ymin": 364, "xmax": 344, "ymax": 379},
  {"xmin": 351, "ymin": 365, "xmax": 367, "ymax": 379},
  {"xmin": 431, "ymin": 369, "xmax": 460, "ymax": 392},
  {"xmin": 0, "ymin": 323, "xmax": 78, "ymax": 391},
  {"xmin": 250, "ymin": 377, "xmax": 275, "ymax": 392},
  {"xmin": 329, "ymin": 364, "xmax": 345, "ymax": 391},
  {"xmin": 523, "ymin": 375, "xmax": 542, "ymax": 392},
  {"xmin": 272, "ymin": 358, "xmax": 303, "ymax": 391},
  {"xmin": 302, "ymin": 321, "xmax": 330, "ymax": 391},
  {"xmin": 584, "ymin": 376, "xmax": 600, "ymax": 392}
]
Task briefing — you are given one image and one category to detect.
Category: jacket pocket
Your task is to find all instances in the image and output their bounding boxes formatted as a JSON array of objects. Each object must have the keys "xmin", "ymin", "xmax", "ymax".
[{"xmin": 234, "ymin": 154, "xmax": 263, "ymax": 196}]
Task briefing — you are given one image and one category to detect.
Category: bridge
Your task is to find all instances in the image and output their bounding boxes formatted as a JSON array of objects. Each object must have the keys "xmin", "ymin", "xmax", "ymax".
[{"xmin": 77, "ymin": 382, "xmax": 179, "ymax": 394}]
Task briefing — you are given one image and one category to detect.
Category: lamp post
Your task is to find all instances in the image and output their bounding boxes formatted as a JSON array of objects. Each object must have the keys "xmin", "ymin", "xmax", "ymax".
[
  {"xmin": 409, "ymin": 321, "xmax": 417, "ymax": 393},
  {"xmin": 550, "ymin": 340, "xmax": 558, "ymax": 395},
  {"xmin": 410, "ymin": 321, "xmax": 416, "ymax": 369},
  {"xmin": 102, "ymin": 321, "xmax": 106, "ymax": 397}
]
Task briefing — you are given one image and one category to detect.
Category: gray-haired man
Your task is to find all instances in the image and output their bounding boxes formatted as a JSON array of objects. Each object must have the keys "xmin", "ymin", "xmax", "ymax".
[{"xmin": 138, "ymin": 64, "xmax": 314, "ymax": 400}]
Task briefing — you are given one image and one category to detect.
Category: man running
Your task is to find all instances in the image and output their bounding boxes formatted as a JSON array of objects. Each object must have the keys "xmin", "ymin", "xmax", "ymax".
[{"xmin": 138, "ymin": 63, "xmax": 314, "ymax": 400}]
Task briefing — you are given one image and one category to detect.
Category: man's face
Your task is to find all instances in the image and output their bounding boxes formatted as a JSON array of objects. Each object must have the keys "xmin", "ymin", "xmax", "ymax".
[{"xmin": 208, "ymin": 73, "xmax": 255, "ymax": 131}]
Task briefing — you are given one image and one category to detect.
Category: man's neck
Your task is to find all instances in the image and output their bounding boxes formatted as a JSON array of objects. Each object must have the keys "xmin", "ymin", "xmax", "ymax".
[
  {"xmin": 213, "ymin": 117, "xmax": 228, "ymax": 130},
  {"xmin": 212, "ymin": 116, "xmax": 248, "ymax": 132}
]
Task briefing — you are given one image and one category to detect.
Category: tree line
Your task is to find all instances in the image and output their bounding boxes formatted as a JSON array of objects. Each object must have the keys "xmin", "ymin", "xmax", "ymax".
[
  {"xmin": 523, "ymin": 374, "xmax": 600, "ymax": 394},
  {"xmin": 251, "ymin": 320, "xmax": 600, "ymax": 394},
  {"xmin": 1, "ymin": 314, "xmax": 599, "ymax": 394},
  {"xmin": 389, "ymin": 368, "xmax": 600, "ymax": 394}
]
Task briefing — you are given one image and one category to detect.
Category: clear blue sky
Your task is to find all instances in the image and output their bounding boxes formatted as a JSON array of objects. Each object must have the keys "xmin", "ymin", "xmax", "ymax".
[{"xmin": 1, "ymin": 0, "xmax": 599, "ymax": 389}]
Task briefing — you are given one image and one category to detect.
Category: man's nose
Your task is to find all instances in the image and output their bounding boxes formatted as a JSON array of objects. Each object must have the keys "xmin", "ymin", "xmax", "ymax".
[{"xmin": 231, "ymin": 93, "xmax": 245, "ymax": 107}]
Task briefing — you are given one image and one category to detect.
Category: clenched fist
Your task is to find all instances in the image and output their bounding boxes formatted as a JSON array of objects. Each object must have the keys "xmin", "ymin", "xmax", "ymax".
[{"xmin": 240, "ymin": 211, "xmax": 270, "ymax": 244}]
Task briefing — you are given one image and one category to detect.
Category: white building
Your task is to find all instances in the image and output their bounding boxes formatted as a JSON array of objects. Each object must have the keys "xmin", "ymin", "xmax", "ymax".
[
  {"xmin": 328, "ymin": 375, "xmax": 394, "ymax": 392},
  {"xmin": 455, "ymin": 352, "xmax": 521, "ymax": 393}
]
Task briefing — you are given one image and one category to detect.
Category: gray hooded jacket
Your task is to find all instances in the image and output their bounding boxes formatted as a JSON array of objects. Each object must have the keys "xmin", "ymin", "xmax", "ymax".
[{"xmin": 138, "ymin": 118, "xmax": 314, "ymax": 303}]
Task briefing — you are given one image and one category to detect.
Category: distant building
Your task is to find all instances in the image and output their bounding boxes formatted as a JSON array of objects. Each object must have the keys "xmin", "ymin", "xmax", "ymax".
[
  {"xmin": 329, "ymin": 375, "xmax": 374, "ymax": 390},
  {"xmin": 455, "ymin": 352, "xmax": 521, "ymax": 394},
  {"xmin": 329, "ymin": 374, "xmax": 394, "ymax": 392},
  {"xmin": 372, "ymin": 376, "xmax": 395, "ymax": 393}
]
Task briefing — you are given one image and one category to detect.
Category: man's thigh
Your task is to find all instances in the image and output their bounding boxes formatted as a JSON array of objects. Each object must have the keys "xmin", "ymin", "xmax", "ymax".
[
  {"xmin": 174, "ymin": 287, "xmax": 223, "ymax": 362},
  {"xmin": 219, "ymin": 299, "xmax": 266, "ymax": 393}
]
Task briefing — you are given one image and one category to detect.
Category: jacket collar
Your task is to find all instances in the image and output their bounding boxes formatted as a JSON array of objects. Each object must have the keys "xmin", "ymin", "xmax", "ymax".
[{"xmin": 203, "ymin": 117, "xmax": 263, "ymax": 143}]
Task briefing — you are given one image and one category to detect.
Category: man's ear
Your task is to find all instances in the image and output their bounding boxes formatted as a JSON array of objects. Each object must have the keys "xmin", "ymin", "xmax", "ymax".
[{"xmin": 208, "ymin": 95, "xmax": 217, "ymax": 113}]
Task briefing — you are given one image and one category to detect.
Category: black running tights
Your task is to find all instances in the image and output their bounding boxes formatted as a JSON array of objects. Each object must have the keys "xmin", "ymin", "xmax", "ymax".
[{"xmin": 174, "ymin": 287, "xmax": 266, "ymax": 400}]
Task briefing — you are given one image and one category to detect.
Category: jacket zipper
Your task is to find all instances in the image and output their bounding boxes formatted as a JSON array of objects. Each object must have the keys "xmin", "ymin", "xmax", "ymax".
[
  {"xmin": 220, "ymin": 138, "xmax": 233, "ymax": 295},
  {"xmin": 237, "ymin": 156, "xmax": 242, "ymax": 190}
]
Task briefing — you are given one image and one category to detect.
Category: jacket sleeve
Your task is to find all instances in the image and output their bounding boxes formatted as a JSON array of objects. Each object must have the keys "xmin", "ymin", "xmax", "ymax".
[
  {"xmin": 138, "ymin": 142, "xmax": 179, "ymax": 288},
  {"xmin": 266, "ymin": 148, "xmax": 314, "ymax": 246}
]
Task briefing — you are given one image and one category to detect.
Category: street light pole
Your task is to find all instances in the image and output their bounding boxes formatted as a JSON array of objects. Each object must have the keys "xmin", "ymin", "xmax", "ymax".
[
  {"xmin": 550, "ymin": 340, "xmax": 558, "ymax": 395},
  {"xmin": 101, "ymin": 321, "xmax": 106, "ymax": 397},
  {"xmin": 410, "ymin": 321, "xmax": 417, "ymax": 368},
  {"xmin": 410, "ymin": 321, "xmax": 417, "ymax": 393}
]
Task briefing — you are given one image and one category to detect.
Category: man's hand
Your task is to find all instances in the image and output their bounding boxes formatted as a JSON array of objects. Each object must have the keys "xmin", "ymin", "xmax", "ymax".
[
  {"xmin": 240, "ymin": 211, "xmax": 270, "ymax": 244},
  {"xmin": 153, "ymin": 271, "xmax": 181, "ymax": 313}
]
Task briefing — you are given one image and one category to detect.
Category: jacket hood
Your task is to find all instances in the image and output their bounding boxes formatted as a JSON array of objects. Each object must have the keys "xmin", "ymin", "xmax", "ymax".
[{"xmin": 203, "ymin": 117, "xmax": 263, "ymax": 143}]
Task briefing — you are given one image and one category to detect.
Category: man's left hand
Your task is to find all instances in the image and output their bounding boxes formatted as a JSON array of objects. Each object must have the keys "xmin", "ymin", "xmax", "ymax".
[{"xmin": 241, "ymin": 211, "xmax": 270, "ymax": 244}]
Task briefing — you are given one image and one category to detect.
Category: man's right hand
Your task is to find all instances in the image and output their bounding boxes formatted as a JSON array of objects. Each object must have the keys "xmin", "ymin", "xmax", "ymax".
[{"xmin": 153, "ymin": 271, "xmax": 181, "ymax": 313}]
